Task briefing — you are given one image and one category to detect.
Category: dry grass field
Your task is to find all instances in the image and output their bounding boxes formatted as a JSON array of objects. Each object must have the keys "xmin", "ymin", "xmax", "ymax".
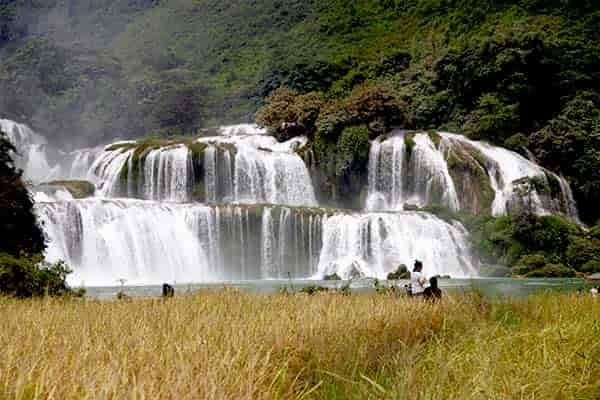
[{"xmin": 0, "ymin": 290, "xmax": 598, "ymax": 399}]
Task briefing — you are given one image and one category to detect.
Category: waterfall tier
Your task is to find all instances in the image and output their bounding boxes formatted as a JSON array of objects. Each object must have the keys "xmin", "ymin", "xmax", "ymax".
[
  {"xmin": 89, "ymin": 135, "xmax": 317, "ymax": 206},
  {"xmin": 36, "ymin": 200, "xmax": 475, "ymax": 285},
  {"xmin": 1, "ymin": 119, "xmax": 102, "ymax": 183},
  {"xmin": 366, "ymin": 130, "xmax": 578, "ymax": 219}
]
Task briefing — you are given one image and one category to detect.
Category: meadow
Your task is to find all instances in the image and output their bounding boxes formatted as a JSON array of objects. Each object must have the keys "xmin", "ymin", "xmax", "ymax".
[{"xmin": 0, "ymin": 290, "xmax": 598, "ymax": 399}]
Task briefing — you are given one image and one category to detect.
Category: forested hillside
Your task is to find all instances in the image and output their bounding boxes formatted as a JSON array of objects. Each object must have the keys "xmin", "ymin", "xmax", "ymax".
[{"xmin": 1, "ymin": 0, "xmax": 599, "ymax": 221}]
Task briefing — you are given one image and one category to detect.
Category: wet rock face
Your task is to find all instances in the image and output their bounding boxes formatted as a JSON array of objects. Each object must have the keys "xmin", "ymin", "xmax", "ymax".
[
  {"xmin": 441, "ymin": 139, "xmax": 495, "ymax": 214},
  {"xmin": 39, "ymin": 180, "xmax": 96, "ymax": 199}
]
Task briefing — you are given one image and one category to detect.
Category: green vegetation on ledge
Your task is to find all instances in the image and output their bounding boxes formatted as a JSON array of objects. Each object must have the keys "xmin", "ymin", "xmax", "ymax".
[{"xmin": 423, "ymin": 205, "xmax": 600, "ymax": 278}]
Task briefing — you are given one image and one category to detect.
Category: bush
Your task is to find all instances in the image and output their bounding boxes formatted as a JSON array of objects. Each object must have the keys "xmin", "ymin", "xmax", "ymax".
[
  {"xmin": 387, "ymin": 264, "xmax": 410, "ymax": 280},
  {"xmin": 335, "ymin": 125, "xmax": 370, "ymax": 177},
  {"xmin": 255, "ymin": 88, "xmax": 324, "ymax": 141},
  {"xmin": 580, "ymin": 259, "xmax": 600, "ymax": 274},
  {"xmin": 342, "ymin": 81, "xmax": 406, "ymax": 130},
  {"xmin": 511, "ymin": 253, "xmax": 550, "ymax": 276},
  {"xmin": 0, "ymin": 253, "xmax": 77, "ymax": 298},
  {"xmin": 524, "ymin": 264, "xmax": 577, "ymax": 278},
  {"xmin": 324, "ymin": 273, "xmax": 341, "ymax": 281}
]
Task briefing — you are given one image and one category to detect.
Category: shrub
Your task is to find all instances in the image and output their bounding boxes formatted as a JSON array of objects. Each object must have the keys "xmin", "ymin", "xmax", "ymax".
[
  {"xmin": 335, "ymin": 125, "xmax": 370, "ymax": 177},
  {"xmin": 580, "ymin": 259, "xmax": 600, "ymax": 274},
  {"xmin": 343, "ymin": 81, "xmax": 406, "ymax": 130},
  {"xmin": 524, "ymin": 263, "xmax": 577, "ymax": 278},
  {"xmin": 324, "ymin": 273, "xmax": 341, "ymax": 281},
  {"xmin": 387, "ymin": 264, "xmax": 410, "ymax": 280},
  {"xmin": 255, "ymin": 88, "xmax": 324, "ymax": 141},
  {"xmin": 511, "ymin": 253, "xmax": 550, "ymax": 276},
  {"xmin": 0, "ymin": 253, "xmax": 77, "ymax": 297}
]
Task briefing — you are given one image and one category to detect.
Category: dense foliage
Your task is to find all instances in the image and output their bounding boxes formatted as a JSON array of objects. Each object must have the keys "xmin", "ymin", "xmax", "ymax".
[
  {"xmin": 0, "ymin": 129, "xmax": 76, "ymax": 296},
  {"xmin": 426, "ymin": 206, "xmax": 600, "ymax": 277},
  {"xmin": 0, "ymin": 253, "xmax": 74, "ymax": 297},
  {"xmin": 0, "ymin": 129, "xmax": 45, "ymax": 256}
]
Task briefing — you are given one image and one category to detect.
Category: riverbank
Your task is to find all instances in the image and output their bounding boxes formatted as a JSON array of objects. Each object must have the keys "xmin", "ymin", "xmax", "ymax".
[{"xmin": 1, "ymin": 291, "xmax": 598, "ymax": 399}]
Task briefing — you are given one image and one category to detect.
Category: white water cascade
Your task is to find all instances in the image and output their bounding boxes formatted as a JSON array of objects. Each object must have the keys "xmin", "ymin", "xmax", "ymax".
[
  {"xmin": 318, "ymin": 212, "xmax": 475, "ymax": 279},
  {"xmin": 366, "ymin": 130, "xmax": 579, "ymax": 219},
  {"xmin": 7, "ymin": 117, "xmax": 581, "ymax": 286},
  {"xmin": 1, "ymin": 119, "xmax": 102, "ymax": 182},
  {"xmin": 36, "ymin": 199, "xmax": 477, "ymax": 285},
  {"xmin": 1, "ymin": 119, "xmax": 59, "ymax": 182},
  {"xmin": 87, "ymin": 132, "xmax": 317, "ymax": 206},
  {"xmin": 36, "ymin": 200, "xmax": 326, "ymax": 285},
  {"xmin": 439, "ymin": 132, "xmax": 579, "ymax": 218},
  {"xmin": 366, "ymin": 132, "xmax": 459, "ymax": 211},
  {"xmin": 200, "ymin": 134, "xmax": 316, "ymax": 206}
]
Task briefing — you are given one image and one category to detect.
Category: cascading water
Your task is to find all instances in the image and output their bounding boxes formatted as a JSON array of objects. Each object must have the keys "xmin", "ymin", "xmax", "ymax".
[
  {"xmin": 9, "ymin": 117, "xmax": 580, "ymax": 286},
  {"xmin": 88, "ymin": 133, "xmax": 317, "ymax": 206},
  {"xmin": 366, "ymin": 131, "xmax": 459, "ymax": 211},
  {"xmin": 37, "ymin": 199, "xmax": 210, "ymax": 286},
  {"xmin": 439, "ymin": 132, "xmax": 579, "ymax": 219},
  {"xmin": 200, "ymin": 135, "xmax": 316, "ymax": 206},
  {"xmin": 318, "ymin": 212, "xmax": 475, "ymax": 279},
  {"xmin": 0, "ymin": 119, "xmax": 59, "ymax": 182},
  {"xmin": 36, "ymin": 199, "xmax": 475, "ymax": 284},
  {"xmin": 1, "ymin": 119, "xmax": 103, "ymax": 183},
  {"xmin": 366, "ymin": 130, "xmax": 579, "ymax": 220},
  {"xmin": 36, "ymin": 200, "xmax": 326, "ymax": 285}
]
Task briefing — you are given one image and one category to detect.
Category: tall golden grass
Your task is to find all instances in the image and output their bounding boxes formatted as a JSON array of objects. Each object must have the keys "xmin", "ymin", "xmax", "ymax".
[{"xmin": 0, "ymin": 290, "xmax": 598, "ymax": 399}]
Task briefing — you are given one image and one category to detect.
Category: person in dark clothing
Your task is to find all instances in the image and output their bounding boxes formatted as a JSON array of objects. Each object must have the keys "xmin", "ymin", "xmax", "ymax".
[
  {"xmin": 162, "ymin": 283, "xmax": 175, "ymax": 298},
  {"xmin": 423, "ymin": 276, "xmax": 442, "ymax": 301}
]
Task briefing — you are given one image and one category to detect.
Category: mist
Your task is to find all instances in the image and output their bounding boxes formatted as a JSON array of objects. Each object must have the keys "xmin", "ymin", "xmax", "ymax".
[{"xmin": 0, "ymin": 0, "xmax": 215, "ymax": 150}]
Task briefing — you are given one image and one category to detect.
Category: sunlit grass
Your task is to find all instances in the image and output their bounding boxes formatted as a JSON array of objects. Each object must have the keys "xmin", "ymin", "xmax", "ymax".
[{"xmin": 0, "ymin": 291, "xmax": 598, "ymax": 399}]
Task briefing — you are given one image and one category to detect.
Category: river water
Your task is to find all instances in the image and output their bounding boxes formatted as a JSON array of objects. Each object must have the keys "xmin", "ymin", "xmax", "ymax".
[{"xmin": 83, "ymin": 278, "xmax": 587, "ymax": 300}]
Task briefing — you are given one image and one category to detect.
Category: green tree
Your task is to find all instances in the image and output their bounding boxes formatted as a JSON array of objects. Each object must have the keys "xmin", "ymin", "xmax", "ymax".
[{"xmin": 0, "ymin": 129, "xmax": 45, "ymax": 256}]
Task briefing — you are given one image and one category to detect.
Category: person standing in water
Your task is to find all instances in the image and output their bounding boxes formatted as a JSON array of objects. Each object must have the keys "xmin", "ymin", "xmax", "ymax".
[{"xmin": 410, "ymin": 260, "xmax": 426, "ymax": 297}]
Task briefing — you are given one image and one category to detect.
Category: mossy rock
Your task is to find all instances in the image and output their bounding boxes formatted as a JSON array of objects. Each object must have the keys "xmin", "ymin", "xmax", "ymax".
[
  {"xmin": 427, "ymin": 130, "xmax": 441, "ymax": 148},
  {"xmin": 324, "ymin": 273, "xmax": 342, "ymax": 281},
  {"xmin": 404, "ymin": 132, "xmax": 416, "ymax": 156},
  {"xmin": 403, "ymin": 203, "xmax": 420, "ymax": 211},
  {"xmin": 186, "ymin": 141, "xmax": 208, "ymax": 156},
  {"xmin": 387, "ymin": 264, "xmax": 410, "ymax": 280},
  {"xmin": 444, "ymin": 140, "xmax": 494, "ymax": 214},
  {"xmin": 43, "ymin": 180, "xmax": 96, "ymax": 198}
]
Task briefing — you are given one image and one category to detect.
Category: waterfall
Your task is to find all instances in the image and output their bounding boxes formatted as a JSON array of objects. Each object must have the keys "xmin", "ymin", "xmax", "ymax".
[
  {"xmin": 199, "ymin": 134, "xmax": 315, "ymax": 206},
  {"xmin": 366, "ymin": 130, "xmax": 579, "ymax": 219},
  {"xmin": 218, "ymin": 124, "xmax": 267, "ymax": 136},
  {"xmin": 36, "ymin": 199, "xmax": 210, "ymax": 286},
  {"xmin": 366, "ymin": 131, "xmax": 459, "ymax": 211},
  {"xmin": 0, "ymin": 119, "xmax": 60, "ymax": 182},
  {"xmin": 13, "ymin": 119, "xmax": 584, "ymax": 286},
  {"xmin": 88, "ymin": 147, "xmax": 136, "ymax": 198},
  {"xmin": 86, "ymin": 133, "xmax": 316, "ymax": 206},
  {"xmin": 37, "ymin": 198, "xmax": 478, "ymax": 285},
  {"xmin": 36, "ymin": 200, "xmax": 327, "ymax": 285},
  {"xmin": 439, "ymin": 132, "xmax": 580, "ymax": 219},
  {"xmin": 141, "ymin": 145, "xmax": 194, "ymax": 201},
  {"xmin": 317, "ymin": 212, "xmax": 476, "ymax": 279}
]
